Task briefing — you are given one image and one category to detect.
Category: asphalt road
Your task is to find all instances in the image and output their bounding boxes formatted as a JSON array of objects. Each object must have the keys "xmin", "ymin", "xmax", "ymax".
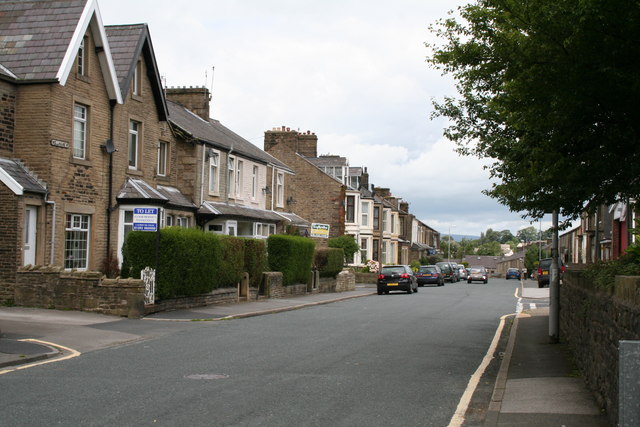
[{"xmin": 0, "ymin": 279, "xmax": 520, "ymax": 426}]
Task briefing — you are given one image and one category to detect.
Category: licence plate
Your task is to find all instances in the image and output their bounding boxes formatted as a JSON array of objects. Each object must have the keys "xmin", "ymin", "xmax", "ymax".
[
  {"xmin": 542, "ymin": 270, "xmax": 549, "ymax": 275},
  {"xmin": 425, "ymin": 274, "xmax": 432, "ymax": 277},
  {"xmin": 387, "ymin": 283, "xmax": 398, "ymax": 286}
]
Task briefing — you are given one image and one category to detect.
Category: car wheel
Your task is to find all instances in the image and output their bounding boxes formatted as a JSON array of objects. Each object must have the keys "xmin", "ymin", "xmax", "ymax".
[
  {"xmin": 538, "ymin": 282, "xmax": 543, "ymax": 288},
  {"xmin": 484, "ymin": 280, "xmax": 488, "ymax": 284},
  {"xmin": 406, "ymin": 286, "xmax": 412, "ymax": 294},
  {"xmin": 467, "ymin": 280, "xmax": 471, "ymax": 284},
  {"xmin": 414, "ymin": 283, "xmax": 418, "ymax": 293},
  {"xmin": 377, "ymin": 290, "xmax": 383, "ymax": 295}
]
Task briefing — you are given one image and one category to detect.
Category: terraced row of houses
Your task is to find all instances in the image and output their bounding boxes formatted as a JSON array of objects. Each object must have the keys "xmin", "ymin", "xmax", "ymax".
[{"xmin": 0, "ymin": 0, "xmax": 439, "ymax": 303}]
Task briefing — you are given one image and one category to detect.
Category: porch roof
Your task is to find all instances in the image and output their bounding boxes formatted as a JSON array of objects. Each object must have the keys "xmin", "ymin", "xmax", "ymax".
[
  {"xmin": 0, "ymin": 157, "xmax": 47, "ymax": 196},
  {"xmin": 199, "ymin": 201, "xmax": 284, "ymax": 222},
  {"xmin": 117, "ymin": 178, "xmax": 195, "ymax": 210},
  {"xmin": 273, "ymin": 211, "xmax": 311, "ymax": 228}
]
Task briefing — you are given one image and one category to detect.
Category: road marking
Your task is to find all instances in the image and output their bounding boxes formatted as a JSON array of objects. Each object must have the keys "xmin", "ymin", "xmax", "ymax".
[
  {"xmin": 448, "ymin": 313, "xmax": 515, "ymax": 427},
  {"xmin": 0, "ymin": 339, "xmax": 81, "ymax": 375}
]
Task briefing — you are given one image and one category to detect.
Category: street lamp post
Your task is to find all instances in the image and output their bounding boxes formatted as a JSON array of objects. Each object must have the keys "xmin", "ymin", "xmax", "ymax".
[{"xmin": 448, "ymin": 224, "xmax": 456, "ymax": 263}]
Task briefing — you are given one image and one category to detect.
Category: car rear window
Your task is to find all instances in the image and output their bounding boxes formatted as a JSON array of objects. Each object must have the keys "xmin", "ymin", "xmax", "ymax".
[
  {"xmin": 539, "ymin": 259, "xmax": 552, "ymax": 269},
  {"xmin": 419, "ymin": 267, "xmax": 436, "ymax": 273},
  {"xmin": 381, "ymin": 266, "xmax": 405, "ymax": 275},
  {"xmin": 470, "ymin": 268, "xmax": 484, "ymax": 273}
]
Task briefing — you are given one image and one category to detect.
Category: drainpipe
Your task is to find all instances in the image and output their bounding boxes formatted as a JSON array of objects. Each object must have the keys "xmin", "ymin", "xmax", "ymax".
[
  {"xmin": 106, "ymin": 100, "xmax": 116, "ymax": 261},
  {"xmin": 45, "ymin": 196, "xmax": 56, "ymax": 265},
  {"xmin": 200, "ymin": 144, "xmax": 206, "ymax": 206},
  {"xmin": 271, "ymin": 166, "xmax": 275, "ymax": 211}
]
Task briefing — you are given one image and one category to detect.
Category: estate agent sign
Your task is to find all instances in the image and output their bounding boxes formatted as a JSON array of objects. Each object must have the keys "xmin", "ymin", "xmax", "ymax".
[
  {"xmin": 133, "ymin": 208, "xmax": 159, "ymax": 232},
  {"xmin": 310, "ymin": 223, "xmax": 330, "ymax": 238}
]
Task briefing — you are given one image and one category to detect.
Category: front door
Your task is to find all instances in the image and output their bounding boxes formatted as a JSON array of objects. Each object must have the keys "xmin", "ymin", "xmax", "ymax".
[{"xmin": 23, "ymin": 206, "xmax": 37, "ymax": 265}]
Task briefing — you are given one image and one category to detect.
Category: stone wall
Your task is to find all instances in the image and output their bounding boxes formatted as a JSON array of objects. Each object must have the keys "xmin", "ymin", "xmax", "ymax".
[
  {"xmin": 15, "ymin": 266, "xmax": 145, "ymax": 318},
  {"xmin": 560, "ymin": 270, "xmax": 640, "ymax": 425},
  {"xmin": 336, "ymin": 269, "xmax": 356, "ymax": 292},
  {"xmin": 145, "ymin": 286, "xmax": 254, "ymax": 315},
  {"xmin": 355, "ymin": 272, "xmax": 378, "ymax": 284}
]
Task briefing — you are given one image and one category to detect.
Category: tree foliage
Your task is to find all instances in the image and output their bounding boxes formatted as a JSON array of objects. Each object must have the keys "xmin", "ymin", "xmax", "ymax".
[{"xmin": 427, "ymin": 0, "xmax": 640, "ymax": 222}]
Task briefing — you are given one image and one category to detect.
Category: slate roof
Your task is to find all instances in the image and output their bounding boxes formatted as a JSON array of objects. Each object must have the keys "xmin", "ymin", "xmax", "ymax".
[
  {"xmin": 105, "ymin": 24, "xmax": 145, "ymax": 92},
  {"xmin": 157, "ymin": 185, "xmax": 196, "ymax": 210},
  {"xmin": 274, "ymin": 211, "xmax": 310, "ymax": 227},
  {"xmin": 0, "ymin": 0, "xmax": 87, "ymax": 81},
  {"xmin": 0, "ymin": 157, "xmax": 47, "ymax": 195},
  {"xmin": 199, "ymin": 201, "xmax": 284, "ymax": 222},
  {"xmin": 116, "ymin": 177, "xmax": 168, "ymax": 203},
  {"xmin": 105, "ymin": 24, "xmax": 168, "ymax": 120},
  {"xmin": 167, "ymin": 100, "xmax": 293, "ymax": 173}
]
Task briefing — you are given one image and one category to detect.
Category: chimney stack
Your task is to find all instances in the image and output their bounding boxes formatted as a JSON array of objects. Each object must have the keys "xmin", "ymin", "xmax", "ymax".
[{"xmin": 165, "ymin": 87, "xmax": 211, "ymax": 120}]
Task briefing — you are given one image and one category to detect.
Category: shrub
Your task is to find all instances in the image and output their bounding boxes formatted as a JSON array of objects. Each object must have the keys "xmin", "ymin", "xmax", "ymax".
[
  {"xmin": 584, "ymin": 253, "xmax": 640, "ymax": 290},
  {"xmin": 410, "ymin": 260, "xmax": 421, "ymax": 272},
  {"xmin": 314, "ymin": 248, "xmax": 345, "ymax": 277},
  {"xmin": 243, "ymin": 238, "xmax": 267, "ymax": 287},
  {"xmin": 268, "ymin": 234, "xmax": 315, "ymax": 285},
  {"xmin": 328, "ymin": 234, "xmax": 359, "ymax": 261}
]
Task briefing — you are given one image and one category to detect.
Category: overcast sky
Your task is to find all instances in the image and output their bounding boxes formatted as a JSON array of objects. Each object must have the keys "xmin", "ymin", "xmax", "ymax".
[{"xmin": 99, "ymin": 0, "xmax": 551, "ymax": 237}]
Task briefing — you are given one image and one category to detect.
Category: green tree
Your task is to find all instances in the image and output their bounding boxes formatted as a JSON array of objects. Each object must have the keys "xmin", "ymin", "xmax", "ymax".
[
  {"xmin": 517, "ymin": 226, "xmax": 538, "ymax": 243},
  {"xmin": 476, "ymin": 241, "xmax": 502, "ymax": 256},
  {"xmin": 327, "ymin": 234, "xmax": 360, "ymax": 263},
  {"xmin": 428, "ymin": 0, "xmax": 640, "ymax": 222}
]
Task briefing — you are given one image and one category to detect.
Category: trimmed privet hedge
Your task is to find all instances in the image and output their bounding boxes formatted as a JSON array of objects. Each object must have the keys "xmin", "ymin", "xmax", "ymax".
[
  {"xmin": 243, "ymin": 238, "xmax": 267, "ymax": 287},
  {"xmin": 122, "ymin": 228, "xmax": 255, "ymax": 299},
  {"xmin": 267, "ymin": 234, "xmax": 315, "ymax": 285},
  {"xmin": 314, "ymin": 248, "xmax": 345, "ymax": 277}
]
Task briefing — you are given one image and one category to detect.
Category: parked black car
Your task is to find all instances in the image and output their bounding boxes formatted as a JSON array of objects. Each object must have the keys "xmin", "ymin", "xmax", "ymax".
[
  {"xmin": 415, "ymin": 265, "xmax": 445, "ymax": 287},
  {"xmin": 537, "ymin": 258, "xmax": 565, "ymax": 288},
  {"xmin": 435, "ymin": 261, "xmax": 458, "ymax": 282},
  {"xmin": 377, "ymin": 265, "xmax": 418, "ymax": 295}
]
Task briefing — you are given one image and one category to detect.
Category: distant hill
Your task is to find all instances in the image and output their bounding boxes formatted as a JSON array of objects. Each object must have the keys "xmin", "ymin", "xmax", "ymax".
[{"xmin": 451, "ymin": 234, "xmax": 480, "ymax": 242}]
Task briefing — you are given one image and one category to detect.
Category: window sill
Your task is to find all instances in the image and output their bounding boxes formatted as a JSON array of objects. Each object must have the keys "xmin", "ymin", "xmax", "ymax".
[
  {"xmin": 71, "ymin": 158, "xmax": 92, "ymax": 167},
  {"xmin": 127, "ymin": 169, "xmax": 143, "ymax": 176}
]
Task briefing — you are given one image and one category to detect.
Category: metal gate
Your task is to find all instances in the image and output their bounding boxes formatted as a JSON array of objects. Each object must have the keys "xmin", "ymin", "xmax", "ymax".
[{"xmin": 141, "ymin": 267, "xmax": 155, "ymax": 304}]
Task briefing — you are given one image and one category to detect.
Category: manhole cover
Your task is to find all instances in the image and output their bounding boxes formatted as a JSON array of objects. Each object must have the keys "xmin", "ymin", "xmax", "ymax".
[{"xmin": 185, "ymin": 374, "xmax": 229, "ymax": 380}]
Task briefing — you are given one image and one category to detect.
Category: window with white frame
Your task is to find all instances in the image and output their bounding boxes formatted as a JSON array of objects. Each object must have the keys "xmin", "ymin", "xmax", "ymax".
[
  {"xmin": 383, "ymin": 210, "xmax": 389, "ymax": 232},
  {"xmin": 209, "ymin": 152, "xmax": 219, "ymax": 193},
  {"xmin": 227, "ymin": 156, "xmax": 235, "ymax": 194},
  {"xmin": 276, "ymin": 172, "xmax": 284, "ymax": 206},
  {"xmin": 361, "ymin": 201, "xmax": 369, "ymax": 226},
  {"xmin": 252, "ymin": 165, "xmax": 258, "ymax": 198},
  {"xmin": 157, "ymin": 141, "xmax": 167, "ymax": 176},
  {"xmin": 77, "ymin": 37, "xmax": 86, "ymax": 76},
  {"xmin": 236, "ymin": 160, "xmax": 243, "ymax": 197},
  {"xmin": 129, "ymin": 120, "xmax": 140, "ymax": 168},
  {"xmin": 73, "ymin": 104, "xmax": 87, "ymax": 159},
  {"xmin": 382, "ymin": 241, "xmax": 388, "ymax": 263},
  {"xmin": 360, "ymin": 238, "xmax": 368, "ymax": 262},
  {"xmin": 64, "ymin": 214, "xmax": 90, "ymax": 270},
  {"xmin": 255, "ymin": 222, "xmax": 276, "ymax": 238},
  {"xmin": 346, "ymin": 195, "xmax": 355, "ymax": 223},
  {"xmin": 132, "ymin": 60, "xmax": 141, "ymax": 96},
  {"xmin": 391, "ymin": 213, "xmax": 396, "ymax": 233},
  {"xmin": 165, "ymin": 214, "xmax": 173, "ymax": 227},
  {"xmin": 177, "ymin": 216, "xmax": 188, "ymax": 227}
]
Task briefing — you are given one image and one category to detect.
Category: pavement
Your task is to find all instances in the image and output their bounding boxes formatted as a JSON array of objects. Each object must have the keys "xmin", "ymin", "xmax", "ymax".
[{"xmin": 0, "ymin": 283, "xmax": 611, "ymax": 425}]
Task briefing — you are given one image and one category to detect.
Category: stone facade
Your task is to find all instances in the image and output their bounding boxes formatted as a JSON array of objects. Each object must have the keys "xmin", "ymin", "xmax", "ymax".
[
  {"xmin": 15, "ymin": 266, "xmax": 145, "ymax": 318},
  {"xmin": 560, "ymin": 270, "xmax": 640, "ymax": 425},
  {"xmin": 0, "ymin": 185, "xmax": 20, "ymax": 301},
  {"xmin": 264, "ymin": 128, "xmax": 345, "ymax": 238},
  {"xmin": 0, "ymin": 80, "xmax": 15, "ymax": 153}
]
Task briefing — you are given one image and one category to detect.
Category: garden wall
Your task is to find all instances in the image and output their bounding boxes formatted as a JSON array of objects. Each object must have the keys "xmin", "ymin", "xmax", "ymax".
[
  {"xmin": 15, "ymin": 266, "xmax": 145, "ymax": 318},
  {"xmin": 560, "ymin": 270, "xmax": 640, "ymax": 425}
]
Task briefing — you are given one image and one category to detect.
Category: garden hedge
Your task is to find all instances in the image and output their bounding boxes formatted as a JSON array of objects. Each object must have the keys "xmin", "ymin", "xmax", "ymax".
[
  {"xmin": 267, "ymin": 234, "xmax": 315, "ymax": 285},
  {"xmin": 314, "ymin": 247, "xmax": 345, "ymax": 277}
]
